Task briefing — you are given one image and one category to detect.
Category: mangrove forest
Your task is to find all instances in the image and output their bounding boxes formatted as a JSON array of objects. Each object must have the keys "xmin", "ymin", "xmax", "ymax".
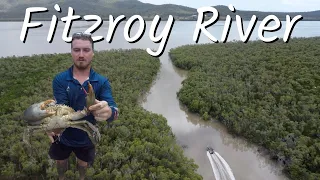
[
  {"xmin": 0, "ymin": 49, "xmax": 202, "ymax": 179},
  {"xmin": 169, "ymin": 37, "xmax": 320, "ymax": 180}
]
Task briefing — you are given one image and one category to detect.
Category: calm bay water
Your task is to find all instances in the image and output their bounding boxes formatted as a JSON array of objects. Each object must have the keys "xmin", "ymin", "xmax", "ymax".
[
  {"xmin": 1, "ymin": 20, "xmax": 319, "ymax": 57},
  {"xmin": 1, "ymin": 20, "xmax": 319, "ymax": 180}
]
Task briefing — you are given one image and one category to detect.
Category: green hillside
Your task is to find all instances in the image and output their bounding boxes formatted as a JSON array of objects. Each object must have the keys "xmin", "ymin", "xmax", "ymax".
[
  {"xmin": 214, "ymin": 5, "xmax": 320, "ymax": 21},
  {"xmin": 0, "ymin": 0, "xmax": 197, "ymax": 21}
]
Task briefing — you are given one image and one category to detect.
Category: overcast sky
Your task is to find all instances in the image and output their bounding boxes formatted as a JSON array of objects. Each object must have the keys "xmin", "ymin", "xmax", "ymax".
[{"xmin": 139, "ymin": 0, "xmax": 319, "ymax": 12}]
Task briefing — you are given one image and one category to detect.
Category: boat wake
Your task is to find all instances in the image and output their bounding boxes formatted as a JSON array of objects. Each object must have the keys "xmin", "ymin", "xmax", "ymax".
[{"xmin": 206, "ymin": 147, "xmax": 236, "ymax": 180}]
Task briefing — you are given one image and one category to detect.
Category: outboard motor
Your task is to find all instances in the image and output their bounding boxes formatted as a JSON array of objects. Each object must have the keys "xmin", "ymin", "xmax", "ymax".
[{"xmin": 206, "ymin": 146, "xmax": 214, "ymax": 154}]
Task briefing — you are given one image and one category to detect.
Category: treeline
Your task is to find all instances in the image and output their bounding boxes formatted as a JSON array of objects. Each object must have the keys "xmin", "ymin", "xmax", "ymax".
[
  {"xmin": 169, "ymin": 37, "xmax": 320, "ymax": 180},
  {"xmin": 0, "ymin": 49, "xmax": 202, "ymax": 179}
]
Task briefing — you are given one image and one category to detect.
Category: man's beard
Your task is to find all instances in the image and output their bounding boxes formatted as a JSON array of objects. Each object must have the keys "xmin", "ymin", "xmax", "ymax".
[{"xmin": 74, "ymin": 61, "xmax": 90, "ymax": 70}]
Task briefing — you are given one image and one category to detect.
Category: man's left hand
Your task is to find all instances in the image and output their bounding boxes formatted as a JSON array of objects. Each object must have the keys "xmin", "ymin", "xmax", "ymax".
[{"xmin": 89, "ymin": 99, "xmax": 112, "ymax": 122}]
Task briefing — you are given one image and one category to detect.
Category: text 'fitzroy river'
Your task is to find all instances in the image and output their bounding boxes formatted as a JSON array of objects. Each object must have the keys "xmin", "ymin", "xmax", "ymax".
[{"xmin": 20, "ymin": 4, "xmax": 303, "ymax": 57}]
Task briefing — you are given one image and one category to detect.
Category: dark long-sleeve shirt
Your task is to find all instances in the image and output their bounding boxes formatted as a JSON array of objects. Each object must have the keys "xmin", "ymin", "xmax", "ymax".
[{"xmin": 52, "ymin": 65, "xmax": 118, "ymax": 147}]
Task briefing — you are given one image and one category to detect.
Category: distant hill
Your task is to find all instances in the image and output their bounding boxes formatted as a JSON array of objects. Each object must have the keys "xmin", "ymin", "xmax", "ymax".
[
  {"xmin": 0, "ymin": 0, "xmax": 197, "ymax": 20},
  {"xmin": 0, "ymin": 0, "xmax": 319, "ymax": 21},
  {"xmin": 214, "ymin": 5, "xmax": 320, "ymax": 21}
]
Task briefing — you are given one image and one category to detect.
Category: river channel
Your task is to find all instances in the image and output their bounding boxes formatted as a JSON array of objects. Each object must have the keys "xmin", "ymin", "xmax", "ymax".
[{"xmin": 1, "ymin": 20, "xmax": 320, "ymax": 180}]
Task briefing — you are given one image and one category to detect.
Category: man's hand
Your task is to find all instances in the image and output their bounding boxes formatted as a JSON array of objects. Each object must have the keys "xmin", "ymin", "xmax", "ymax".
[
  {"xmin": 89, "ymin": 99, "xmax": 112, "ymax": 122},
  {"xmin": 47, "ymin": 131, "xmax": 61, "ymax": 143}
]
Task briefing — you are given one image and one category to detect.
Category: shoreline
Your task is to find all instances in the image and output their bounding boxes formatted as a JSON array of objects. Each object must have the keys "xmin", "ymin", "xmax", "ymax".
[{"xmin": 1, "ymin": 18, "xmax": 320, "ymax": 22}]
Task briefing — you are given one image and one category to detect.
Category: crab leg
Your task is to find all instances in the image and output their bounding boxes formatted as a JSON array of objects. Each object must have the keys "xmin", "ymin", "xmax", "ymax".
[
  {"xmin": 23, "ymin": 128, "xmax": 32, "ymax": 147},
  {"xmin": 69, "ymin": 123, "xmax": 101, "ymax": 144},
  {"xmin": 66, "ymin": 109, "xmax": 89, "ymax": 120},
  {"xmin": 24, "ymin": 120, "xmax": 101, "ymax": 144},
  {"xmin": 66, "ymin": 120, "xmax": 101, "ymax": 143}
]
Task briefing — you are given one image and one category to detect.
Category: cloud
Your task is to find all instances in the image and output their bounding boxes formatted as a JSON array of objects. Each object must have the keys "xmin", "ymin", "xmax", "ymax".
[
  {"xmin": 280, "ymin": 0, "xmax": 319, "ymax": 11},
  {"xmin": 281, "ymin": 0, "xmax": 318, "ymax": 5}
]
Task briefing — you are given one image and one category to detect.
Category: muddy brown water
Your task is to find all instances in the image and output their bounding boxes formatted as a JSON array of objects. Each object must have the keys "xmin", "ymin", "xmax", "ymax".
[{"xmin": 140, "ymin": 51, "xmax": 289, "ymax": 180}]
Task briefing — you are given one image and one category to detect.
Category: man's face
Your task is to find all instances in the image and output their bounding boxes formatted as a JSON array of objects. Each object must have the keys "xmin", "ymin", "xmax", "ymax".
[{"xmin": 71, "ymin": 39, "xmax": 94, "ymax": 70}]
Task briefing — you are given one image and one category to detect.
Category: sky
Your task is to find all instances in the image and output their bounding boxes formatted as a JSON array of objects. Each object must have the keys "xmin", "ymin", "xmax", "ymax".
[{"xmin": 139, "ymin": 0, "xmax": 319, "ymax": 12}]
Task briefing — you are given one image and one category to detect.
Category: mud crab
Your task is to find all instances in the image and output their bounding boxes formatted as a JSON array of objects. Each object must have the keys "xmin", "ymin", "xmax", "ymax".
[{"xmin": 22, "ymin": 82, "xmax": 100, "ymax": 146}]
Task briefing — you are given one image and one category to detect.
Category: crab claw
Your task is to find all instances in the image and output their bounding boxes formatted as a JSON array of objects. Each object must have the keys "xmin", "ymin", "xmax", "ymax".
[
  {"xmin": 86, "ymin": 81, "xmax": 96, "ymax": 109},
  {"xmin": 40, "ymin": 99, "xmax": 56, "ymax": 110},
  {"xmin": 22, "ymin": 100, "xmax": 56, "ymax": 125}
]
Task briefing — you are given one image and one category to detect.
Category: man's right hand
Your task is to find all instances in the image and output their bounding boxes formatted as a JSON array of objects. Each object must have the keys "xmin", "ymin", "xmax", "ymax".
[
  {"xmin": 47, "ymin": 132, "xmax": 56, "ymax": 143},
  {"xmin": 46, "ymin": 130, "xmax": 62, "ymax": 143}
]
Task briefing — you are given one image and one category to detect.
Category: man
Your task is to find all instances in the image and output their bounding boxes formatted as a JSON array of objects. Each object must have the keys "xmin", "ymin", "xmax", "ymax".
[{"xmin": 48, "ymin": 32, "xmax": 119, "ymax": 180}]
